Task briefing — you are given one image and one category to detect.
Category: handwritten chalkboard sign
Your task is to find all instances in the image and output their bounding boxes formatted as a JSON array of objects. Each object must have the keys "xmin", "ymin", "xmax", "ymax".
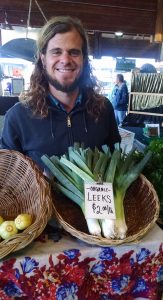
[
  {"xmin": 116, "ymin": 58, "xmax": 135, "ymax": 71},
  {"xmin": 84, "ymin": 183, "xmax": 116, "ymax": 219}
]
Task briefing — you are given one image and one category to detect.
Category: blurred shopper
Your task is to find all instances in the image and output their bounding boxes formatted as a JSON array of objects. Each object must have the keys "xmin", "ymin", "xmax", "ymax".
[
  {"xmin": 111, "ymin": 74, "xmax": 129, "ymax": 126},
  {"xmin": 5, "ymin": 82, "xmax": 12, "ymax": 95},
  {"xmin": 140, "ymin": 63, "xmax": 157, "ymax": 73}
]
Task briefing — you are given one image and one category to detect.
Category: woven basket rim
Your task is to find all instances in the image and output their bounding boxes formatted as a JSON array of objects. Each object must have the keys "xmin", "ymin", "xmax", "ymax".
[
  {"xmin": 0, "ymin": 149, "xmax": 53, "ymax": 259},
  {"xmin": 53, "ymin": 174, "xmax": 160, "ymax": 246}
]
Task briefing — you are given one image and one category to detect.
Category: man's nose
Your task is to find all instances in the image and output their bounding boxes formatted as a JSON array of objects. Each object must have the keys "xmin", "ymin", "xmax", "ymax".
[{"xmin": 60, "ymin": 51, "xmax": 71, "ymax": 63}]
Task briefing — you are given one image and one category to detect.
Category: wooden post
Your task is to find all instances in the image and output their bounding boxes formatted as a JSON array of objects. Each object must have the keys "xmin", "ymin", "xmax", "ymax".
[
  {"xmin": 154, "ymin": 0, "xmax": 163, "ymax": 42},
  {"xmin": 0, "ymin": 29, "xmax": 2, "ymax": 46},
  {"xmin": 160, "ymin": 42, "xmax": 163, "ymax": 61}
]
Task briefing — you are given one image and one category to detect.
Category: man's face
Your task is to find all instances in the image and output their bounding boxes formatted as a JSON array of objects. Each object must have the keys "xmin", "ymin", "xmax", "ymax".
[
  {"xmin": 41, "ymin": 29, "xmax": 84, "ymax": 93},
  {"xmin": 115, "ymin": 76, "xmax": 119, "ymax": 85}
]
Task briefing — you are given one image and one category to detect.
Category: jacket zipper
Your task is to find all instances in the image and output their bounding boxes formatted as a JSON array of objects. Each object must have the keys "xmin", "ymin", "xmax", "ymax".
[
  {"xmin": 67, "ymin": 115, "xmax": 73, "ymax": 145},
  {"xmin": 67, "ymin": 115, "xmax": 71, "ymax": 127}
]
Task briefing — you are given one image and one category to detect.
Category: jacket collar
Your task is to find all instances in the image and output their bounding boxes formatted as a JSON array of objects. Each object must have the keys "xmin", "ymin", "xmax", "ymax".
[{"xmin": 48, "ymin": 93, "xmax": 82, "ymax": 112}]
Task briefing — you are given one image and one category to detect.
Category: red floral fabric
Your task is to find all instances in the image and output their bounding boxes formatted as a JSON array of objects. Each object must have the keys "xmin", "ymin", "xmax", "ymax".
[{"xmin": 0, "ymin": 228, "xmax": 163, "ymax": 300}]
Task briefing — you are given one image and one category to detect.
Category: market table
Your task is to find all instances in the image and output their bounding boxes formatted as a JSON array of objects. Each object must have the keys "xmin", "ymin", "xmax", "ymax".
[
  {"xmin": 122, "ymin": 126, "xmax": 163, "ymax": 146},
  {"xmin": 0, "ymin": 224, "xmax": 163, "ymax": 300}
]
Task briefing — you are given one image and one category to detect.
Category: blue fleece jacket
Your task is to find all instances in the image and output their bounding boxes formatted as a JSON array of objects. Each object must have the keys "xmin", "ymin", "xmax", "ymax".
[
  {"xmin": 112, "ymin": 82, "xmax": 129, "ymax": 111},
  {"xmin": 1, "ymin": 96, "xmax": 121, "ymax": 170}
]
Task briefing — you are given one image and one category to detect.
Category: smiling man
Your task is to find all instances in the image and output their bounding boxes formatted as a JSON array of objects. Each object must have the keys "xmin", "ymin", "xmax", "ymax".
[
  {"xmin": 1, "ymin": 16, "xmax": 121, "ymax": 170},
  {"xmin": 41, "ymin": 28, "xmax": 84, "ymax": 112}
]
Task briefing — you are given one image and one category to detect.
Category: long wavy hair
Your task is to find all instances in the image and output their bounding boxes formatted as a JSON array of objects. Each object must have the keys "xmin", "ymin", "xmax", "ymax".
[{"xmin": 20, "ymin": 16, "xmax": 106, "ymax": 120}]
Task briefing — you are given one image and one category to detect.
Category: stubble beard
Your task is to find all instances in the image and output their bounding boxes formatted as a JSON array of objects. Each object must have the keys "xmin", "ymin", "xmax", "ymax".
[{"xmin": 44, "ymin": 69, "xmax": 83, "ymax": 93}]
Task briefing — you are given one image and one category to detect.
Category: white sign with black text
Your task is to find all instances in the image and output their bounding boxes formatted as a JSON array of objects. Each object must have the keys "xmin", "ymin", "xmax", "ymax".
[{"xmin": 84, "ymin": 183, "xmax": 116, "ymax": 219}]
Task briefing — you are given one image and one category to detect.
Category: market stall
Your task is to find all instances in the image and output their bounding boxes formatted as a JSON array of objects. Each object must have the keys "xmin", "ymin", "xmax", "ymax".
[
  {"xmin": 0, "ymin": 147, "xmax": 162, "ymax": 300},
  {"xmin": 124, "ymin": 72, "xmax": 163, "ymax": 126},
  {"xmin": 0, "ymin": 225, "xmax": 163, "ymax": 299}
]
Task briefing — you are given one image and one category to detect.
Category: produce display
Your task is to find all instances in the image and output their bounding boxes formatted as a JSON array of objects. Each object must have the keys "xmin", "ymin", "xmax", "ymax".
[
  {"xmin": 42, "ymin": 143, "xmax": 151, "ymax": 240},
  {"xmin": 134, "ymin": 139, "xmax": 163, "ymax": 224},
  {"xmin": 131, "ymin": 73, "xmax": 163, "ymax": 94},
  {"xmin": 130, "ymin": 73, "xmax": 163, "ymax": 115},
  {"xmin": 131, "ymin": 94, "xmax": 163, "ymax": 111},
  {"xmin": 0, "ymin": 214, "xmax": 32, "ymax": 240}
]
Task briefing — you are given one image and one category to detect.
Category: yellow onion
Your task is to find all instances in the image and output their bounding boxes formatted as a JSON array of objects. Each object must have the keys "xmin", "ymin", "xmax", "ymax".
[
  {"xmin": 0, "ymin": 216, "xmax": 4, "ymax": 225},
  {"xmin": 15, "ymin": 214, "xmax": 32, "ymax": 230},
  {"xmin": 0, "ymin": 221, "xmax": 18, "ymax": 239}
]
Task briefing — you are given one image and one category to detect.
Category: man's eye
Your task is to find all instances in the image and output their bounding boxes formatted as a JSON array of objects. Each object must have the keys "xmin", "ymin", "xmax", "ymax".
[
  {"xmin": 69, "ymin": 49, "xmax": 82, "ymax": 57},
  {"xmin": 51, "ymin": 50, "xmax": 62, "ymax": 56}
]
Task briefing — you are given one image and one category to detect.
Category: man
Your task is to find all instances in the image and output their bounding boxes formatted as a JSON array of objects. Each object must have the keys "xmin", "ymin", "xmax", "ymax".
[
  {"xmin": 1, "ymin": 16, "xmax": 121, "ymax": 170},
  {"xmin": 112, "ymin": 74, "xmax": 129, "ymax": 126}
]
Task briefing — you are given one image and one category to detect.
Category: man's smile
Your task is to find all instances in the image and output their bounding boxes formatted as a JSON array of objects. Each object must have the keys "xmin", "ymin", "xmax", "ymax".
[{"xmin": 56, "ymin": 68, "xmax": 75, "ymax": 73}]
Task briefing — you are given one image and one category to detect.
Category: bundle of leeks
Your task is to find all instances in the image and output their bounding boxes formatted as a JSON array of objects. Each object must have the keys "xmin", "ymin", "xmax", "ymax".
[{"xmin": 41, "ymin": 144, "xmax": 151, "ymax": 239}]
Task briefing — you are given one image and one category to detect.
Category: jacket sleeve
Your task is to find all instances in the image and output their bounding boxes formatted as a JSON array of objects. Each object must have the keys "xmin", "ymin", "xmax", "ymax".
[
  {"xmin": 0, "ymin": 110, "xmax": 23, "ymax": 152},
  {"xmin": 111, "ymin": 87, "xmax": 119, "ymax": 108},
  {"xmin": 118, "ymin": 84, "xmax": 129, "ymax": 106}
]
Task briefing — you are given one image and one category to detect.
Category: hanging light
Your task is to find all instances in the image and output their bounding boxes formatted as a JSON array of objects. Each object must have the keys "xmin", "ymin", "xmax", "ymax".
[
  {"xmin": 26, "ymin": 0, "xmax": 33, "ymax": 39},
  {"xmin": 35, "ymin": 0, "xmax": 47, "ymax": 22},
  {"xmin": 0, "ymin": 11, "xmax": 13, "ymax": 30},
  {"xmin": 25, "ymin": 0, "xmax": 47, "ymax": 39},
  {"xmin": 115, "ymin": 31, "xmax": 123, "ymax": 37}
]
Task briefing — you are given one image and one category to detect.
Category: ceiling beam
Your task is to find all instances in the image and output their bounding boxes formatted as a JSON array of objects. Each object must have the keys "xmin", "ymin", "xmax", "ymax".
[
  {"xmin": 0, "ymin": 0, "xmax": 157, "ymax": 34},
  {"xmin": 0, "ymin": 0, "xmax": 161, "ymax": 60},
  {"xmin": 89, "ymin": 34, "xmax": 161, "ymax": 59}
]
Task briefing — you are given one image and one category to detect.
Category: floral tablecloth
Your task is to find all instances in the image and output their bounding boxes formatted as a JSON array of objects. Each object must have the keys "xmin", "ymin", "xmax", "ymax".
[{"xmin": 0, "ymin": 224, "xmax": 163, "ymax": 300}]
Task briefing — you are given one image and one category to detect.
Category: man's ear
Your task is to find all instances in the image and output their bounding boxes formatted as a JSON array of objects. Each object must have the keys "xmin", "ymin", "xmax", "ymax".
[{"xmin": 40, "ymin": 53, "xmax": 45, "ymax": 68}]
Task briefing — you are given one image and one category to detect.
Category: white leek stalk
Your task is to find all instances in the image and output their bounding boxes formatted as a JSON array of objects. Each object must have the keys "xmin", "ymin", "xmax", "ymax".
[
  {"xmin": 84, "ymin": 218, "xmax": 101, "ymax": 236},
  {"xmin": 101, "ymin": 150, "xmax": 152, "ymax": 239},
  {"xmin": 101, "ymin": 219, "xmax": 127, "ymax": 239}
]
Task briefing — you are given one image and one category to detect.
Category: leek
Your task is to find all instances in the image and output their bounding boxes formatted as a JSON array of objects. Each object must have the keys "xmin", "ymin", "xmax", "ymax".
[
  {"xmin": 42, "ymin": 147, "xmax": 102, "ymax": 236},
  {"xmin": 42, "ymin": 144, "xmax": 151, "ymax": 239},
  {"xmin": 106, "ymin": 149, "xmax": 152, "ymax": 239}
]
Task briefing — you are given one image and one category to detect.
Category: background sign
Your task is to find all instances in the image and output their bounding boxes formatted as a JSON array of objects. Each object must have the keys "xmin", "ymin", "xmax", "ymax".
[
  {"xmin": 12, "ymin": 78, "xmax": 24, "ymax": 95},
  {"xmin": 116, "ymin": 58, "xmax": 136, "ymax": 71}
]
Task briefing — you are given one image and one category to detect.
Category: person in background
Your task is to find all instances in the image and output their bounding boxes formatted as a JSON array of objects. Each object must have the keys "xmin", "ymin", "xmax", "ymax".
[
  {"xmin": 1, "ymin": 16, "xmax": 121, "ymax": 171},
  {"xmin": 132, "ymin": 67, "xmax": 140, "ymax": 74},
  {"xmin": 111, "ymin": 73, "xmax": 129, "ymax": 126},
  {"xmin": 110, "ymin": 82, "xmax": 118, "ymax": 103},
  {"xmin": 139, "ymin": 63, "xmax": 157, "ymax": 73},
  {"xmin": 5, "ymin": 82, "xmax": 12, "ymax": 95}
]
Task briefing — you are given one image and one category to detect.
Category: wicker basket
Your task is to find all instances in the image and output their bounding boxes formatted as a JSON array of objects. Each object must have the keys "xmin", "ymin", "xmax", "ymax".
[
  {"xmin": 52, "ymin": 174, "xmax": 160, "ymax": 246},
  {"xmin": 0, "ymin": 150, "xmax": 52, "ymax": 259}
]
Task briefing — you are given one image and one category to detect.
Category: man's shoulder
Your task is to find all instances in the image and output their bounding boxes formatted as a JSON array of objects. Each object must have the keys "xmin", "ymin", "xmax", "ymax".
[
  {"xmin": 104, "ymin": 97, "xmax": 114, "ymax": 107},
  {"xmin": 6, "ymin": 102, "xmax": 31, "ymax": 120},
  {"xmin": 100, "ymin": 97, "xmax": 115, "ymax": 115},
  {"xmin": 122, "ymin": 82, "xmax": 128, "ymax": 91},
  {"xmin": 7, "ymin": 101, "xmax": 27, "ymax": 113}
]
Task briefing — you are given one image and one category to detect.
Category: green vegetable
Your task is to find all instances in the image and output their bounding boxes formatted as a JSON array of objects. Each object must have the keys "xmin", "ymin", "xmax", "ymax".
[
  {"xmin": 134, "ymin": 138, "xmax": 163, "ymax": 224},
  {"xmin": 42, "ymin": 143, "xmax": 151, "ymax": 239}
]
